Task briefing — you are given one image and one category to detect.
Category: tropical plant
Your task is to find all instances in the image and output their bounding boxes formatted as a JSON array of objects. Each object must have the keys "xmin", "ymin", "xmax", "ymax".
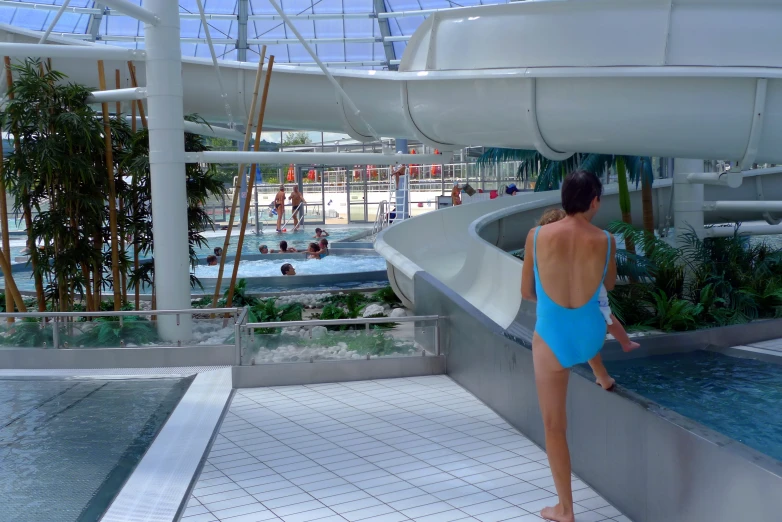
[
  {"xmin": 248, "ymin": 298, "xmax": 303, "ymax": 333},
  {"xmin": 3, "ymin": 59, "xmax": 132, "ymax": 312},
  {"xmin": 74, "ymin": 316, "xmax": 159, "ymax": 347},
  {"xmin": 607, "ymin": 220, "xmax": 782, "ymax": 333},
  {"xmin": 370, "ymin": 286, "xmax": 403, "ymax": 306},
  {"xmin": 476, "ymin": 149, "xmax": 656, "ymax": 237}
]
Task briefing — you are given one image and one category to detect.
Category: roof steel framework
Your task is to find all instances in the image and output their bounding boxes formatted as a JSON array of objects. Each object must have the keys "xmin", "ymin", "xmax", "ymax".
[{"xmin": 0, "ymin": 0, "xmax": 507, "ymax": 69}]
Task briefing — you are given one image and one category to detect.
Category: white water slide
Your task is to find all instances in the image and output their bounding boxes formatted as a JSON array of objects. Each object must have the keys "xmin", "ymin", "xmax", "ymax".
[{"xmin": 2, "ymin": 0, "xmax": 782, "ymax": 329}]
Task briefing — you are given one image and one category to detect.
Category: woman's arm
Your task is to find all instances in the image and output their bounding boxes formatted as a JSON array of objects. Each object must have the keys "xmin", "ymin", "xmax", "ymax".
[
  {"xmin": 521, "ymin": 228, "xmax": 537, "ymax": 302},
  {"xmin": 603, "ymin": 234, "xmax": 618, "ymax": 291}
]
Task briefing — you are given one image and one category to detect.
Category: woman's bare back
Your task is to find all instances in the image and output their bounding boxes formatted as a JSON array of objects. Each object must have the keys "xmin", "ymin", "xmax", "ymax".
[{"xmin": 534, "ymin": 218, "xmax": 614, "ymax": 309}]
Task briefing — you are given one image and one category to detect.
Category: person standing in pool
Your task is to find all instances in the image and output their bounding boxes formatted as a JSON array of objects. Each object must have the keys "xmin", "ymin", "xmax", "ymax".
[
  {"xmin": 318, "ymin": 238, "xmax": 329, "ymax": 256},
  {"xmin": 274, "ymin": 185, "xmax": 286, "ymax": 232},
  {"xmin": 520, "ymin": 170, "xmax": 617, "ymax": 522},
  {"xmin": 313, "ymin": 228, "xmax": 329, "ymax": 239},
  {"xmin": 289, "ymin": 186, "xmax": 306, "ymax": 231},
  {"xmin": 271, "ymin": 240, "xmax": 296, "ymax": 253}
]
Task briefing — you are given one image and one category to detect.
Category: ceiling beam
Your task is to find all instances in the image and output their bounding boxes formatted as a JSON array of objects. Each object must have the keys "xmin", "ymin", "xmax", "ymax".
[{"xmin": 373, "ymin": 0, "xmax": 397, "ymax": 70}]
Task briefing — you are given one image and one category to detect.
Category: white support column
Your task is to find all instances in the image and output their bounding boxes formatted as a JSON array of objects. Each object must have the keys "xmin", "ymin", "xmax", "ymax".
[
  {"xmin": 673, "ymin": 158, "xmax": 705, "ymax": 248},
  {"xmin": 145, "ymin": 0, "xmax": 191, "ymax": 341}
]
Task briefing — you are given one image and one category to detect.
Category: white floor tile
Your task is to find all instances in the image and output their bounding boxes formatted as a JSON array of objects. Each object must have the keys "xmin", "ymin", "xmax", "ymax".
[{"xmin": 192, "ymin": 378, "xmax": 628, "ymax": 522}]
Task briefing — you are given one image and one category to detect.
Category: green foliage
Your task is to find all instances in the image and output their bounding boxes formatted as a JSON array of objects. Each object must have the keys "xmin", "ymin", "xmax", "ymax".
[
  {"xmin": 225, "ymin": 279, "xmax": 258, "ymax": 308},
  {"xmin": 370, "ymin": 286, "xmax": 402, "ymax": 306},
  {"xmin": 0, "ymin": 319, "xmax": 55, "ymax": 347},
  {"xmin": 283, "ymin": 131, "xmax": 311, "ymax": 146},
  {"xmin": 74, "ymin": 316, "xmax": 159, "ymax": 347},
  {"xmin": 475, "ymin": 149, "xmax": 653, "ymax": 193},
  {"xmin": 248, "ymin": 297, "xmax": 303, "ymax": 334},
  {"xmin": 607, "ymin": 220, "xmax": 782, "ymax": 333}
]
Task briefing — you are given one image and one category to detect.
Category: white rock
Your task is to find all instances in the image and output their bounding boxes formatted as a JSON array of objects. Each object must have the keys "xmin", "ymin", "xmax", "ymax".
[
  {"xmin": 311, "ymin": 326, "xmax": 327, "ymax": 339},
  {"xmin": 362, "ymin": 304, "xmax": 385, "ymax": 318},
  {"xmin": 389, "ymin": 308, "xmax": 407, "ymax": 318}
]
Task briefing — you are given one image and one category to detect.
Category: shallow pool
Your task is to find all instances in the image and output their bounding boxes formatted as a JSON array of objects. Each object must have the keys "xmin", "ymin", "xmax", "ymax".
[
  {"xmin": 195, "ymin": 254, "xmax": 386, "ymax": 278},
  {"xmin": 0, "ymin": 376, "xmax": 191, "ymax": 522},
  {"xmin": 603, "ymin": 351, "xmax": 782, "ymax": 462},
  {"xmin": 197, "ymin": 227, "xmax": 370, "ymax": 258}
]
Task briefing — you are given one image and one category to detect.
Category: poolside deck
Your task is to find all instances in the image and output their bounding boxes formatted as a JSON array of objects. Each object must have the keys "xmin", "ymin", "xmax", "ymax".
[{"xmin": 184, "ymin": 376, "xmax": 630, "ymax": 522}]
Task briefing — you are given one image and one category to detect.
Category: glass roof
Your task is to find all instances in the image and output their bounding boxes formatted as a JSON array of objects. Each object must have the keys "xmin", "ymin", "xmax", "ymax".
[{"xmin": 0, "ymin": 0, "xmax": 508, "ymax": 69}]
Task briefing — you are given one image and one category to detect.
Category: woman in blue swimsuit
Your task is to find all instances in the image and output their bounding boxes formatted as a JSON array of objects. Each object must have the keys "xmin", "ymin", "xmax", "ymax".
[{"xmin": 521, "ymin": 170, "xmax": 617, "ymax": 522}]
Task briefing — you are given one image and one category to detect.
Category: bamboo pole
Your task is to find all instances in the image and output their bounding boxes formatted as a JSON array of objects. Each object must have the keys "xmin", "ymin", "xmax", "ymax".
[
  {"xmin": 0, "ymin": 127, "xmax": 12, "ymax": 321},
  {"xmin": 127, "ymin": 61, "xmax": 147, "ymax": 128},
  {"xmin": 98, "ymin": 60, "xmax": 122, "ymax": 311},
  {"xmin": 0, "ymin": 247, "xmax": 26, "ymax": 312},
  {"xmin": 4, "ymin": 56, "xmax": 45, "ymax": 311},
  {"xmin": 116, "ymin": 68, "xmax": 128, "ymax": 305},
  {"xmin": 212, "ymin": 47, "xmax": 266, "ymax": 310},
  {"xmin": 227, "ymin": 55, "xmax": 275, "ymax": 308},
  {"xmin": 131, "ymin": 95, "xmax": 140, "ymax": 310}
]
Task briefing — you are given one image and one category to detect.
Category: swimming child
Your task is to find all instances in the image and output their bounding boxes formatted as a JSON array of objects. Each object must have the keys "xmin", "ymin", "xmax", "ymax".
[
  {"xmin": 313, "ymin": 227, "xmax": 329, "ymax": 238},
  {"xmin": 537, "ymin": 208, "xmax": 640, "ymax": 353}
]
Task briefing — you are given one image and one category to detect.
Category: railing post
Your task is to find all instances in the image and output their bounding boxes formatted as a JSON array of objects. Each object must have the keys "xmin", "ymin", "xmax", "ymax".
[
  {"xmin": 435, "ymin": 318, "xmax": 440, "ymax": 356},
  {"xmin": 52, "ymin": 317, "xmax": 59, "ymax": 349}
]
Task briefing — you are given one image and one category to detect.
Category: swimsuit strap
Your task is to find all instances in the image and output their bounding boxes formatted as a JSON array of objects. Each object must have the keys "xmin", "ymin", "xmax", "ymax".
[
  {"xmin": 533, "ymin": 226, "xmax": 542, "ymax": 273},
  {"xmin": 601, "ymin": 230, "xmax": 611, "ymax": 281}
]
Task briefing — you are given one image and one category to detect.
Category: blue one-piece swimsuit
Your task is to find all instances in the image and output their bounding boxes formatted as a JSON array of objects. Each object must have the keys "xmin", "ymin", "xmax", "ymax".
[{"xmin": 533, "ymin": 226, "xmax": 611, "ymax": 368}]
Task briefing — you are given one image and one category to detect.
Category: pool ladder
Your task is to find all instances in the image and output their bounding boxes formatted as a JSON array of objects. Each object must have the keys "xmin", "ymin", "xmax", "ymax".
[{"xmin": 279, "ymin": 202, "xmax": 308, "ymax": 232}]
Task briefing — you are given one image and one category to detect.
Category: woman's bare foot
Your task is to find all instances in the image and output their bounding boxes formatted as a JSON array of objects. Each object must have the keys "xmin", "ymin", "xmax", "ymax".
[
  {"xmin": 621, "ymin": 340, "xmax": 641, "ymax": 352},
  {"xmin": 541, "ymin": 504, "xmax": 575, "ymax": 522},
  {"xmin": 595, "ymin": 375, "xmax": 616, "ymax": 391}
]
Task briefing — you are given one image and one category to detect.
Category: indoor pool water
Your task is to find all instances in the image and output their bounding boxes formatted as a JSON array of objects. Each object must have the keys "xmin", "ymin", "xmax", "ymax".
[
  {"xmin": 0, "ymin": 255, "xmax": 386, "ymax": 292},
  {"xmin": 0, "ymin": 376, "xmax": 191, "ymax": 522},
  {"xmin": 197, "ymin": 227, "xmax": 369, "ymax": 257},
  {"xmin": 603, "ymin": 351, "xmax": 782, "ymax": 462},
  {"xmin": 194, "ymin": 254, "xmax": 386, "ymax": 278},
  {"xmin": 6, "ymin": 228, "xmax": 370, "ymax": 263}
]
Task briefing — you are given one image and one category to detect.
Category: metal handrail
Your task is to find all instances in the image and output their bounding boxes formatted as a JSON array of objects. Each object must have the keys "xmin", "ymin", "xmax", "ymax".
[
  {"xmin": 244, "ymin": 315, "xmax": 439, "ymax": 329},
  {"xmin": 0, "ymin": 307, "xmax": 240, "ymax": 319},
  {"xmin": 372, "ymin": 200, "xmax": 388, "ymax": 234},
  {"xmin": 279, "ymin": 201, "xmax": 308, "ymax": 231}
]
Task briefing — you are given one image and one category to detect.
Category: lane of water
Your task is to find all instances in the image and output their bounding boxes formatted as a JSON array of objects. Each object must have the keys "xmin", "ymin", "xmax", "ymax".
[{"xmin": 603, "ymin": 351, "xmax": 782, "ymax": 462}]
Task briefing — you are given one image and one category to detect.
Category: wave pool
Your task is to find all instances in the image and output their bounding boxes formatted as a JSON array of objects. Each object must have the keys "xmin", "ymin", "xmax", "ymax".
[{"xmin": 195, "ymin": 254, "xmax": 386, "ymax": 278}]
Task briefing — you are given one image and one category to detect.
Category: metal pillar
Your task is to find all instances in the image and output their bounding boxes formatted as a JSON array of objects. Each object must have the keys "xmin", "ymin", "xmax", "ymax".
[
  {"xmin": 374, "ymin": 0, "xmax": 398, "ymax": 70},
  {"xmin": 87, "ymin": 3, "xmax": 105, "ymax": 41},
  {"xmin": 237, "ymin": 0, "xmax": 248, "ymax": 62},
  {"xmin": 145, "ymin": 0, "xmax": 191, "ymax": 341},
  {"xmin": 673, "ymin": 158, "xmax": 705, "ymax": 248}
]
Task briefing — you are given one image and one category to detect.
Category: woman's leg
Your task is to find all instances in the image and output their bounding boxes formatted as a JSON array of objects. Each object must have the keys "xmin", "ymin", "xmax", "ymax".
[
  {"xmin": 532, "ymin": 333, "xmax": 575, "ymax": 522},
  {"xmin": 588, "ymin": 352, "xmax": 615, "ymax": 391},
  {"xmin": 276, "ymin": 207, "xmax": 283, "ymax": 231}
]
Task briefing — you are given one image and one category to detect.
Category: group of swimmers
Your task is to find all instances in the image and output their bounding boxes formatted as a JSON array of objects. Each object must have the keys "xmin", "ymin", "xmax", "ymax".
[{"xmin": 205, "ymin": 228, "xmax": 332, "ymax": 276}]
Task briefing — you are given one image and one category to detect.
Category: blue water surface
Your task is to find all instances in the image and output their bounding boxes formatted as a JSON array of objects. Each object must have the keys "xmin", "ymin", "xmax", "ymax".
[
  {"xmin": 0, "ymin": 377, "xmax": 190, "ymax": 522},
  {"xmin": 604, "ymin": 351, "xmax": 782, "ymax": 462}
]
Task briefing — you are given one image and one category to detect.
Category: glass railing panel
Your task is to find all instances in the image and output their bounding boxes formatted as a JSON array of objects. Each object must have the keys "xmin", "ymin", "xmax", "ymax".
[
  {"xmin": 241, "ymin": 322, "xmax": 437, "ymax": 365},
  {"xmin": 0, "ymin": 320, "xmax": 57, "ymax": 349}
]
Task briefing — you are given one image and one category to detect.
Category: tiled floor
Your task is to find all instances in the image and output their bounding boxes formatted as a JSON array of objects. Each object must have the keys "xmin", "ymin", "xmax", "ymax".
[{"xmin": 185, "ymin": 376, "xmax": 630, "ymax": 522}]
